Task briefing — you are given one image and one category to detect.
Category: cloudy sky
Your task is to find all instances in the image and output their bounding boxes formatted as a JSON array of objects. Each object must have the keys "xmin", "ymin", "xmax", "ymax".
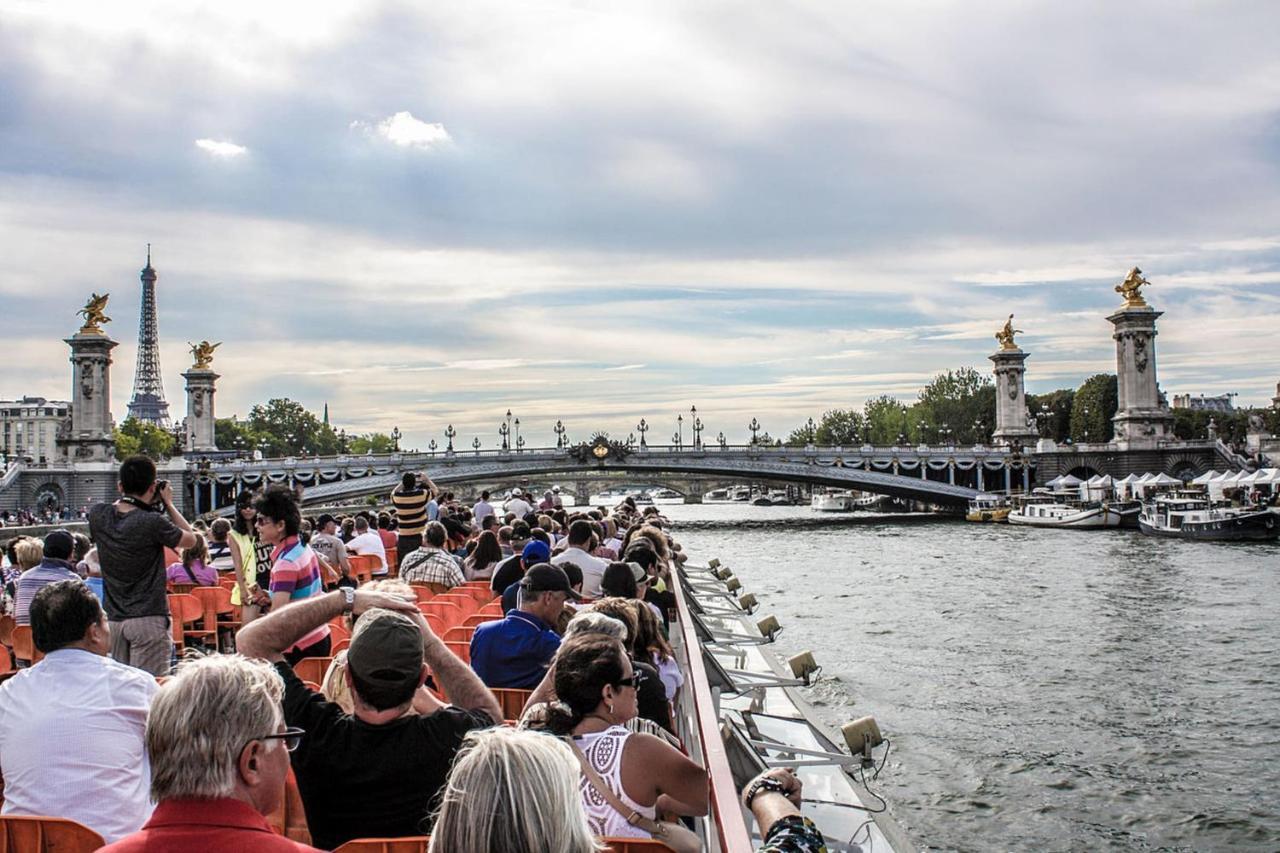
[{"xmin": 3, "ymin": 1, "xmax": 1278, "ymax": 448}]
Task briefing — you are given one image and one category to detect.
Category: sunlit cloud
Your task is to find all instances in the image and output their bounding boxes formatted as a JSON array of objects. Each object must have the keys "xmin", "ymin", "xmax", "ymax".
[
  {"xmin": 194, "ymin": 138, "xmax": 247, "ymax": 158},
  {"xmin": 351, "ymin": 112, "xmax": 452, "ymax": 150}
]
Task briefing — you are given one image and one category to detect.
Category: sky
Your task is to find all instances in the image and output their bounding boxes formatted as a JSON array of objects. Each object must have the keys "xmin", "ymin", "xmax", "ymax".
[{"xmin": 2, "ymin": 1, "xmax": 1279, "ymax": 449}]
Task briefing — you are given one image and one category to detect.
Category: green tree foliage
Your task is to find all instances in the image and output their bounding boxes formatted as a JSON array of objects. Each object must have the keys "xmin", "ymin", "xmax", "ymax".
[
  {"xmin": 113, "ymin": 417, "xmax": 175, "ymax": 460},
  {"xmin": 347, "ymin": 433, "xmax": 396, "ymax": 454},
  {"xmin": 246, "ymin": 398, "xmax": 340, "ymax": 457},
  {"xmin": 1069, "ymin": 374, "xmax": 1118, "ymax": 443},
  {"xmin": 1026, "ymin": 389, "xmax": 1074, "ymax": 443},
  {"xmin": 784, "ymin": 409, "xmax": 866, "ymax": 446},
  {"xmin": 863, "ymin": 395, "xmax": 907, "ymax": 445},
  {"xmin": 912, "ymin": 367, "xmax": 995, "ymax": 444},
  {"xmin": 215, "ymin": 417, "xmax": 256, "ymax": 453}
]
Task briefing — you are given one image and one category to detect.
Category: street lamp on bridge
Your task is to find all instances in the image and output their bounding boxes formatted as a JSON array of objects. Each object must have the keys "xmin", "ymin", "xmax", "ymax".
[
  {"xmin": 514, "ymin": 417, "xmax": 520, "ymax": 450},
  {"xmin": 806, "ymin": 417, "xmax": 816, "ymax": 445},
  {"xmin": 391, "ymin": 426, "xmax": 401, "ymax": 451},
  {"xmin": 636, "ymin": 418, "xmax": 649, "ymax": 449},
  {"xmin": 717, "ymin": 431, "xmax": 726, "ymax": 449},
  {"xmin": 748, "ymin": 418, "xmax": 761, "ymax": 446},
  {"xmin": 498, "ymin": 421, "xmax": 510, "ymax": 451},
  {"xmin": 691, "ymin": 405, "xmax": 703, "ymax": 449},
  {"xmin": 428, "ymin": 439, "xmax": 437, "ymax": 454},
  {"xmin": 472, "ymin": 436, "xmax": 481, "ymax": 454},
  {"xmin": 554, "ymin": 420, "xmax": 566, "ymax": 449},
  {"xmin": 676, "ymin": 414, "xmax": 683, "ymax": 450},
  {"xmin": 444, "ymin": 425, "xmax": 456, "ymax": 452}
]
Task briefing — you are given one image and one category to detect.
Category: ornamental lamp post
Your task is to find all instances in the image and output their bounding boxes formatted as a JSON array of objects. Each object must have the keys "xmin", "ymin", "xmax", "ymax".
[
  {"xmin": 636, "ymin": 418, "xmax": 649, "ymax": 449},
  {"xmin": 514, "ymin": 418, "xmax": 520, "ymax": 449},
  {"xmin": 554, "ymin": 420, "xmax": 566, "ymax": 449},
  {"xmin": 748, "ymin": 418, "xmax": 761, "ymax": 446},
  {"xmin": 717, "ymin": 431, "xmax": 726, "ymax": 449},
  {"xmin": 498, "ymin": 421, "xmax": 510, "ymax": 451},
  {"xmin": 807, "ymin": 417, "xmax": 816, "ymax": 444},
  {"xmin": 517, "ymin": 435, "xmax": 525, "ymax": 451},
  {"xmin": 428, "ymin": 439, "xmax": 437, "ymax": 454},
  {"xmin": 472, "ymin": 436, "xmax": 481, "ymax": 454},
  {"xmin": 391, "ymin": 426, "xmax": 401, "ymax": 451},
  {"xmin": 676, "ymin": 414, "xmax": 683, "ymax": 450},
  {"xmin": 444, "ymin": 424, "xmax": 456, "ymax": 452}
]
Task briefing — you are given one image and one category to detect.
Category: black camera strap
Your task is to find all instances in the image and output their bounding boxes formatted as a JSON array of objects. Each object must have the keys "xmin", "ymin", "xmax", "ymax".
[{"xmin": 119, "ymin": 495, "xmax": 158, "ymax": 512}]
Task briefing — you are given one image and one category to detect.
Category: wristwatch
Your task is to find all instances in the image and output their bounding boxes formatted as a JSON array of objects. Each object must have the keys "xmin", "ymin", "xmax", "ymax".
[
  {"xmin": 743, "ymin": 776, "xmax": 789, "ymax": 808},
  {"xmin": 340, "ymin": 587, "xmax": 355, "ymax": 614}
]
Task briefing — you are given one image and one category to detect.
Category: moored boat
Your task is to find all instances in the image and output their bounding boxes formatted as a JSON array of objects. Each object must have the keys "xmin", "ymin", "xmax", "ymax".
[
  {"xmin": 812, "ymin": 489, "xmax": 853, "ymax": 512},
  {"xmin": 966, "ymin": 493, "xmax": 1010, "ymax": 522},
  {"xmin": 1102, "ymin": 499, "xmax": 1142, "ymax": 528},
  {"xmin": 1138, "ymin": 493, "xmax": 1279, "ymax": 541},
  {"xmin": 1007, "ymin": 493, "xmax": 1107, "ymax": 528}
]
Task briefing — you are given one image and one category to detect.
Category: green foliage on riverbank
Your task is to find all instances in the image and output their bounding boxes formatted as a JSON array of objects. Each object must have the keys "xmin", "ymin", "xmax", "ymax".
[{"xmin": 214, "ymin": 398, "xmax": 395, "ymax": 457}]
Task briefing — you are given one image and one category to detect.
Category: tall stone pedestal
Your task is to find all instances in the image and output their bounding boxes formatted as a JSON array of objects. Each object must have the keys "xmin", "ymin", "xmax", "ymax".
[
  {"xmin": 989, "ymin": 347, "xmax": 1039, "ymax": 449},
  {"xmin": 182, "ymin": 367, "xmax": 219, "ymax": 452},
  {"xmin": 60, "ymin": 330, "xmax": 119, "ymax": 462},
  {"xmin": 1108, "ymin": 305, "xmax": 1173, "ymax": 450}
]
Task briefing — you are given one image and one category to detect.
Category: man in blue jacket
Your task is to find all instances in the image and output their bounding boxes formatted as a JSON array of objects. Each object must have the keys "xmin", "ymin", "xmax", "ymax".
[{"xmin": 470, "ymin": 564, "xmax": 578, "ymax": 689}]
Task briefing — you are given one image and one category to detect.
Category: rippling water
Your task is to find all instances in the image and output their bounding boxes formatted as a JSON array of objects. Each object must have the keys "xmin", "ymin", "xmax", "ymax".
[{"xmin": 661, "ymin": 504, "xmax": 1280, "ymax": 852}]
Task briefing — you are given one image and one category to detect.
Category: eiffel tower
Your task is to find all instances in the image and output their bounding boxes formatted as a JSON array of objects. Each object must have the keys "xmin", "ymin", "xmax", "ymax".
[{"xmin": 126, "ymin": 245, "xmax": 171, "ymax": 425}]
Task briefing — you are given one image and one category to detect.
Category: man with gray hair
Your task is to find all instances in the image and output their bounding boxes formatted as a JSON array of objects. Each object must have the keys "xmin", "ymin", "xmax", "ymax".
[
  {"xmin": 237, "ymin": 585, "xmax": 501, "ymax": 850},
  {"xmin": 99, "ymin": 655, "xmax": 320, "ymax": 852}
]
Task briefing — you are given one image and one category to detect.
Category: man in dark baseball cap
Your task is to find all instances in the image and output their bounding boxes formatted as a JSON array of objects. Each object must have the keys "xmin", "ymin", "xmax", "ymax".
[
  {"xmin": 14, "ymin": 529, "xmax": 84, "ymax": 626},
  {"xmin": 470, "ymin": 564, "xmax": 573, "ymax": 690}
]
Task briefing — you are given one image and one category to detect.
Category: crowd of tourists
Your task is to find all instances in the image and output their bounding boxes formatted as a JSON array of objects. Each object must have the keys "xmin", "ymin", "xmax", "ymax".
[{"xmin": 0, "ymin": 457, "xmax": 829, "ymax": 852}]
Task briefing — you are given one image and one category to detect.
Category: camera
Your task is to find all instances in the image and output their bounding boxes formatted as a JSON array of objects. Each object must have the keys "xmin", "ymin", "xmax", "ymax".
[{"xmin": 151, "ymin": 479, "xmax": 169, "ymax": 511}]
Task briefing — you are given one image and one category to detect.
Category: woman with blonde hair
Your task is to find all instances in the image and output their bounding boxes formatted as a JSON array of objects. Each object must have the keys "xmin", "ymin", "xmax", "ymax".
[{"xmin": 429, "ymin": 727, "xmax": 603, "ymax": 853}]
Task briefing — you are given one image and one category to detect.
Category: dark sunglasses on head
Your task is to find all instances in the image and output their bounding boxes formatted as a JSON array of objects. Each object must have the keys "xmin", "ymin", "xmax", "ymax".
[{"xmin": 254, "ymin": 726, "xmax": 305, "ymax": 752}]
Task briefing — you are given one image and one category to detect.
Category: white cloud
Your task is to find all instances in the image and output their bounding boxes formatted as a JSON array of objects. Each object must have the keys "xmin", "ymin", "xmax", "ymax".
[
  {"xmin": 353, "ymin": 112, "xmax": 452, "ymax": 150},
  {"xmin": 194, "ymin": 138, "xmax": 248, "ymax": 158}
]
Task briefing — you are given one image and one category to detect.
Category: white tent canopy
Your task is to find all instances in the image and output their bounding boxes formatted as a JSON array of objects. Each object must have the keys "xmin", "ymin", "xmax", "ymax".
[
  {"xmin": 1190, "ymin": 470, "xmax": 1220, "ymax": 485},
  {"xmin": 1046, "ymin": 474, "xmax": 1083, "ymax": 489},
  {"xmin": 1151, "ymin": 473, "xmax": 1182, "ymax": 485}
]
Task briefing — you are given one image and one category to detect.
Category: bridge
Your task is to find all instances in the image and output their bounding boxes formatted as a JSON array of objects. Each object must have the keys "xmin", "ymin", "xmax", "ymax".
[{"xmin": 185, "ymin": 436, "xmax": 1030, "ymax": 514}]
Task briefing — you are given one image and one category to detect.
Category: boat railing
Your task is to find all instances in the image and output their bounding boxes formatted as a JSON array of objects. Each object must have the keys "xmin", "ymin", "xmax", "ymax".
[{"xmin": 670, "ymin": 565, "xmax": 755, "ymax": 853}]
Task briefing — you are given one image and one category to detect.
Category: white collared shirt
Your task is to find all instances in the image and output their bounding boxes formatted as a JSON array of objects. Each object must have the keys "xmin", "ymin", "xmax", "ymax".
[
  {"xmin": 0, "ymin": 647, "xmax": 157, "ymax": 842},
  {"xmin": 552, "ymin": 547, "xmax": 610, "ymax": 597}
]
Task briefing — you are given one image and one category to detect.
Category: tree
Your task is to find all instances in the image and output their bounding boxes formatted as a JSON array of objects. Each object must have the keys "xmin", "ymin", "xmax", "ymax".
[
  {"xmin": 913, "ymin": 367, "xmax": 994, "ymax": 444},
  {"xmin": 1069, "ymin": 374, "xmax": 1118, "ymax": 443},
  {"xmin": 215, "ymin": 417, "xmax": 257, "ymax": 454},
  {"xmin": 114, "ymin": 417, "xmax": 175, "ymax": 460},
  {"xmin": 347, "ymin": 432, "xmax": 396, "ymax": 454},
  {"xmin": 863, "ymin": 395, "xmax": 907, "ymax": 445},
  {"xmin": 784, "ymin": 409, "xmax": 866, "ymax": 446},
  {"xmin": 246, "ymin": 398, "xmax": 340, "ymax": 457}
]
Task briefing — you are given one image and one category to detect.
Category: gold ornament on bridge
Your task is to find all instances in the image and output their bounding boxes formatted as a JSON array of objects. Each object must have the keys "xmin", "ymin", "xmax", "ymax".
[
  {"xmin": 995, "ymin": 314, "xmax": 1023, "ymax": 351},
  {"xmin": 1115, "ymin": 266, "xmax": 1150, "ymax": 308},
  {"xmin": 188, "ymin": 340, "xmax": 221, "ymax": 369},
  {"xmin": 77, "ymin": 293, "xmax": 111, "ymax": 334}
]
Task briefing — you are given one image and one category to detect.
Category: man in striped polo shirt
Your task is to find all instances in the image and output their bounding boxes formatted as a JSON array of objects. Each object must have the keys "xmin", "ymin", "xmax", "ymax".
[{"xmin": 391, "ymin": 472, "xmax": 437, "ymax": 568}]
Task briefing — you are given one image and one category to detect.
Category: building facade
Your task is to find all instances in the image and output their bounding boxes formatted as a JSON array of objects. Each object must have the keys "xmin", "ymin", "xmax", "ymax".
[
  {"xmin": 0, "ymin": 397, "xmax": 71, "ymax": 463},
  {"xmin": 1171, "ymin": 393, "xmax": 1235, "ymax": 413}
]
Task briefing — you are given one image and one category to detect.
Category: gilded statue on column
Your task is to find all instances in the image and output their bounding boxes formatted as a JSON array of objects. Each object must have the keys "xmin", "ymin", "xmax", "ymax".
[
  {"xmin": 995, "ymin": 314, "xmax": 1023, "ymax": 351},
  {"xmin": 1115, "ymin": 267, "xmax": 1150, "ymax": 307},
  {"xmin": 77, "ymin": 293, "xmax": 111, "ymax": 334},
  {"xmin": 189, "ymin": 340, "xmax": 221, "ymax": 369}
]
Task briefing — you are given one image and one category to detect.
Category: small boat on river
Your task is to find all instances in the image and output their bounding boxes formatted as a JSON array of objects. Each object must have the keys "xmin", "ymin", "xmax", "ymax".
[
  {"xmin": 1007, "ymin": 493, "xmax": 1107, "ymax": 528},
  {"xmin": 1138, "ymin": 493, "xmax": 1279, "ymax": 541},
  {"xmin": 812, "ymin": 489, "xmax": 853, "ymax": 512},
  {"xmin": 966, "ymin": 493, "xmax": 1010, "ymax": 522}
]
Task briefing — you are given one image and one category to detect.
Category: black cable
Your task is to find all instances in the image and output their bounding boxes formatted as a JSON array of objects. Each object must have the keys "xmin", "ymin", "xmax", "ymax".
[
  {"xmin": 872, "ymin": 737, "xmax": 891, "ymax": 780},
  {"xmin": 855, "ymin": 763, "xmax": 888, "ymax": 814}
]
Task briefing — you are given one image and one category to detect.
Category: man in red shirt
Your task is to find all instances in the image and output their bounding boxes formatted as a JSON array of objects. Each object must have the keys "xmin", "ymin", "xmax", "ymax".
[{"xmin": 100, "ymin": 655, "xmax": 319, "ymax": 853}]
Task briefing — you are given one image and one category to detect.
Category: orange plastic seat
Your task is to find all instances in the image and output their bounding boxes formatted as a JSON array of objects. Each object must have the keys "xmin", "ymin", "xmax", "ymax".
[
  {"xmin": 419, "ymin": 600, "xmax": 464, "ymax": 629},
  {"xmin": 444, "ymin": 640, "xmax": 470, "ymax": 663},
  {"xmin": 478, "ymin": 602, "xmax": 503, "ymax": 616},
  {"xmin": 0, "ymin": 815, "xmax": 105, "ymax": 852},
  {"xmin": 461, "ymin": 612, "xmax": 500, "ymax": 630},
  {"xmin": 457, "ymin": 582, "xmax": 497, "ymax": 604},
  {"xmin": 432, "ymin": 593, "xmax": 479, "ymax": 617},
  {"xmin": 491, "ymin": 688, "xmax": 533, "ymax": 720},
  {"xmin": 408, "ymin": 585, "xmax": 435, "ymax": 603},
  {"xmin": 332, "ymin": 838, "xmax": 429, "ymax": 853},
  {"xmin": 168, "ymin": 593, "xmax": 213, "ymax": 649},
  {"xmin": 332, "ymin": 638, "xmax": 351, "ymax": 654},
  {"xmin": 327, "ymin": 619, "xmax": 351, "ymax": 644},
  {"xmin": 0, "ymin": 613, "xmax": 17, "ymax": 648},
  {"xmin": 441, "ymin": 625, "xmax": 474, "ymax": 643},
  {"xmin": 191, "ymin": 586, "xmax": 239, "ymax": 636},
  {"xmin": 385, "ymin": 548, "xmax": 398, "ymax": 575},
  {"xmin": 292, "ymin": 656, "xmax": 333, "ymax": 686},
  {"xmin": 12, "ymin": 625, "xmax": 43, "ymax": 664},
  {"xmin": 348, "ymin": 554, "xmax": 379, "ymax": 585}
]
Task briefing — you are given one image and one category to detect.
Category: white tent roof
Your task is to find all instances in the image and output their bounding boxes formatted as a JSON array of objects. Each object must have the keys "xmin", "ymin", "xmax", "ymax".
[
  {"xmin": 1046, "ymin": 474, "xmax": 1083, "ymax": 488},
  {"xmin": 1209, "ymin": 471, "xmax": 1236, "ymax": 484},
  {"xmin": 1136, "ymin": 473, "xmax": 1157, "ymax": 483},
  {"xmin": 1239, "ymin": 468, "xmax": 1279, "ymax": 485},
  {"xmin": 1190, "ymin": 470, "xmax": 1220, "ymax": 485},
  {"xmin": 1117, "ymin": 473, "xmax": 1144, "ymax": 484},
  {"xmin": 1151, "ymin": 473, "xmax": 1182, "ymax": 485}
]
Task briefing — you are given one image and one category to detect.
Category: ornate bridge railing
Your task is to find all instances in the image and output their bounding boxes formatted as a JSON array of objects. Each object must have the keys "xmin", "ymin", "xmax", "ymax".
[{"xmin": 190, "ymin": 440, "xmax": 1026, "ymax": 513}]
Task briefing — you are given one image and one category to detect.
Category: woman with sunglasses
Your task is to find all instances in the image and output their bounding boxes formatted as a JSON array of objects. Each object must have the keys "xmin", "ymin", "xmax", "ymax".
[
  {"xmin": 228, "ymin": 490, "xmax": 270, "ymax": 625},
  {"xmin": 253, "ymin": 486, "xmax": 331, "ymax": 665},
  {"xmin": 533, "ymin": 634, "xmax": 708, "ymax": 841}
]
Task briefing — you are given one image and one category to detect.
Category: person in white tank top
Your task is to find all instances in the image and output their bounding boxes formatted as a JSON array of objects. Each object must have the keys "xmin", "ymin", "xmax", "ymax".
[{"xmin": 535, "ymin": 634, "xmax": 709, "ymax": 840}]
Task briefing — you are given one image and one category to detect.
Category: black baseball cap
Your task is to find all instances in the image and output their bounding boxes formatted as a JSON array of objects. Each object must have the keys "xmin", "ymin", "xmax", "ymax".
[
  {"xmin": 346, "ymin": 611, "xmax": 424, "ymax": 691},
  {"xmin": 519, "ymin": 563, "xmax": 582, "ymax": 600}
]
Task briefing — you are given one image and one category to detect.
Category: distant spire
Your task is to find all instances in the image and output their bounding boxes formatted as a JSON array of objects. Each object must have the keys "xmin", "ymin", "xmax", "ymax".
[
  {"xmin": 323, "ymin": 402, "xmax": 330, "ymax": 426},
  {"xmin": 145, "ymin": 243, "xmax": 152, "ymax": 269}
]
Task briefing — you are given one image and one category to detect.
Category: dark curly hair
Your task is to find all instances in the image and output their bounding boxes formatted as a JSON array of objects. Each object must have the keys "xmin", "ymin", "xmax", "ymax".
[
  {"xmin": 253, "ymin": 485, "xmax": 301, "ymax": 537},
  {"xmin": 538, "ymin": 634, "xmax": 629, "ymax": 735}
]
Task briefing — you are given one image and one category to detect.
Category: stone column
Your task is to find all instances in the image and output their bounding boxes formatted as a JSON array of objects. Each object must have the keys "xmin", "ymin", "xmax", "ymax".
[
  {"xmin": 62, "ymin": 328, "xmax": 119, "ymax": 463},
  {"xmin": 989, "ymin": 346, "xmax": 1038, "ymax": 448},
  {"xmin": 1107, "ymin": 281, "xmax": 1173, "ymax": 451},
  {"xmin": 182, "ymin": 367, "xmax": 220, "ymax": 452}
]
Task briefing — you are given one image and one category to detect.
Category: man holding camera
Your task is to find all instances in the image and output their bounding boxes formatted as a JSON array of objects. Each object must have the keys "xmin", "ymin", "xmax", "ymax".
[{"xmin": 87, "ymin": 455, "xmax": 197, "ymax": 675}]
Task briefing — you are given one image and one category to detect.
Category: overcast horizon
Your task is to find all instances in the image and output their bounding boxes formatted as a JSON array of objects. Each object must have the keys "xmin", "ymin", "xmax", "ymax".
[{"xmin": 3, "ymin": 1, "xmax": 1279, "ymax": 448}]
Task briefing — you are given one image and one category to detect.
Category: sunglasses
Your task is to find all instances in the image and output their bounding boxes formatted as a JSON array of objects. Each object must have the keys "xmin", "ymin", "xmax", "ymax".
[
  {"xmin": 254, "ymin": 726, "xmax": 306, "ymax": 752},
  {"xmin": 253, "ymin": 516, "xmax": 278, "ymax": 527},
  {"xmin": 615, "ymin": 673, "xmax": 645, "ymax": 689}
]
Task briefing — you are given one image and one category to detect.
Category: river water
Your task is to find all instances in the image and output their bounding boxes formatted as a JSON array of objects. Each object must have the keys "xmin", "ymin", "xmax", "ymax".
[{"xmin": 659, "ymin": 503, "xmax": 1280, "ymax": 852}]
